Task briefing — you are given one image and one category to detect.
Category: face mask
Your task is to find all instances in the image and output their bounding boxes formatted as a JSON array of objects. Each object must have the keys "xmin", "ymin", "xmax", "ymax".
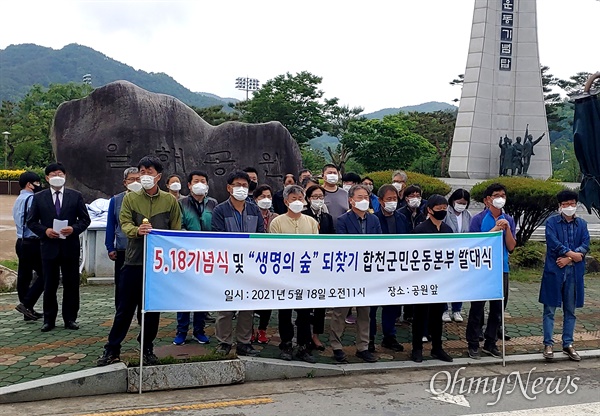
[
  {"xmin": 408, "ymin": 197, "xmax": 421, "ymax": 208},
  {"xmin": 492, "ymin": 197, "xmax": 506, "ymax": 210},
  {"xmin": 393, "ymin": 182, "xmax": 403, "ymax": 192},
  {"xmin": 169, "ymin": 182, "xmax": 181, "ymax": 192},
  {"xmin": 354, "ymin": 199, "xmax": 370, "ymax": 212},
  {"xmin": 311, "ymin": 199, "xmax": 324, "ymax": 210},
  {"xmin": 325, "ymin": 174, "xmax": 338, "ymax": 184},
  {"xmin": 257, "ymin": 198, "xmax": 272, "ymax": 210},
  {"xmin": 288, "ymin": 200, "xmax": 305, "ymax": 214},
  {"xmin": 342, "ymin": 184, "xmax": 352, "ymax": 192},
  {"xmin": 431, "ymin": 210, "xmax": 447, "ymax": 221},
  {"xmin": 383, "ymin": 201, "xmax": 397, "ymax": 213},
  {"xmin": 454, "ymin": 203, "xmax": 467, "ymax": 213},
  {"xmin": 249, "ymin": 181, "xmax": 258, "ymax": 192},
  {"xmin": 232, "ymin": 186, "xmax": 248, "ymax": 201},
  {"xmin": 127, "ymin": 182, "xmax": 143, "ymax": 193},
  {"xmin": 364, "ymin": 184, "xmax": 374, "ymax": 194},
  {"xmin": 192, "ymin": 182, "xmax": 208, "ymax": 196},
  {"xmin": 48, "ymin": 176, "xmax": 65, "ymax": 188},
  {"xmin": 560, "ymin": 206, "xmax": 577, "ymax": 217},
  {"xmin": 32, "ymin": 184, "xmax": 43, "ymax": 193},
  {"xmin": 140, "ymin": 175, "xmax": 156, "ymax": 190}
]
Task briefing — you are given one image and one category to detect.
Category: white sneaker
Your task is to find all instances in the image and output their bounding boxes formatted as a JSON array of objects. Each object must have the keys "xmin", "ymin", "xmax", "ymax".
[
  {"xmin": 442, "ymin": 311, "xmax": 452, "ymax": 322},
  {"xmin": 453, "ymin": 311, "xmax": 464, "ymax": 322}
]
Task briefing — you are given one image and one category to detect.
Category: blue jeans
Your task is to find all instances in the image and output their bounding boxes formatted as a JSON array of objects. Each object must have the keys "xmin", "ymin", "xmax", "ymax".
[
  {"xmin": 176, "ymin": 311, "xmax": 207, "ymax": 335},
  {"xmin": 443, "ymin": 302, "xmax": 462, "ymax": 313},
  {"xmin": 543, "ymin": 268, "xmax": 576, "ymax": 348},
  {"xmin": 369, "ymin": 305, "xmax": 400, "ymax": 340}
]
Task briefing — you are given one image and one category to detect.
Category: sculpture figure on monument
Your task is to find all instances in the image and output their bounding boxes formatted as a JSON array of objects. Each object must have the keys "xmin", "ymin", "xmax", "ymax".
[
  {"xmin": 499, "ymin": 135, "xmax": 514, "ymax": 176},
  {"xmin": 522, "ymin": 123, "xmax": 546, "ymax": 175},
  {"xmin": 512, "ymin": 136, "xmax": 524, "ymax": 175}
]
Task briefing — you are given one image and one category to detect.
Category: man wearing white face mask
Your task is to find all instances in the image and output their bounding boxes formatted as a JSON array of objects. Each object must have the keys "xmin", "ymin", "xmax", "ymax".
[
  {"xmin": 370, "ymin": 184, "xmax": 409, "ymax": 353},
  {"xmin": 539, "ymin": 190, "xmax": 589, "ymax": 362},
  {"xmin": 466, "ymin": 183, "xmax": 516, "ymax": 360},
  {"xmin": 398, "ymin": 185, "xmax": 426, "ymax": 232},
  {"xmin": 330, "ymin": 184, "xmax": 382, "ymax": 364},
  {"xmin": 27, "ymin": 163, "xmax": 91, "ymax": 333},
  {"xmin": 105, "ymin": 167, "xmax": 141, "ymax": 312},
  {"xmin": 212, "ymin": 171, "xmax": 264, "ymax": 357},
  {"xmin": 321, "ymin": 164, "xmax": 348, "ymax": 229},
  {"xmin": 172, "ymin": 170, "xmax": 218, "ymax": 346},
  {"xmin": 269, "ymin": 185, "xmax": 319, "ymax": 363},
  {"xmin": 391, "ymin": 170, "xmax": 408, "ymax": 203}
]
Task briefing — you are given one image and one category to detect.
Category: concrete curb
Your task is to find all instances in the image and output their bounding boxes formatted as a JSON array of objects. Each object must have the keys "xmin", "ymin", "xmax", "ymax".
[
  {"xmin": 0, "ymin": 362, "xmax": 127, "ymax": 404},
  {"xmin": 127, "ymin": 360, "xmax": 244, "ymax": 392},
  {"xmin": 1, "ymin": 350, "xmax": 599, "ymax": 403}
]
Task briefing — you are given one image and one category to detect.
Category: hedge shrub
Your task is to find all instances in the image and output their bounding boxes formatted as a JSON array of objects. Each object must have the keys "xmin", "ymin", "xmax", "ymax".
[
  {"xmin": 471, "ymin": 176, "xmax": 566, "ymax": 246},
  {"xmin": 364, "ymin": 170, "xmax": 451, "ymax": 198},
  {"xmin": 0, "ymin": 170, "xmax": 26, "ymax": 181}
]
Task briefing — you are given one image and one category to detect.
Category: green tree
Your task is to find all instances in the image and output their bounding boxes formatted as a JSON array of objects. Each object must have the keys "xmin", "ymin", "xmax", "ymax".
[
  {"xmin": 191, "ymin": 105, "xmax": 240, "ymax": 126},
  {"xmin": 235, "ymin": 71, "xmax": 336, "ymax": 146},
  {"xmin": 396, "ymin": 111, "xmax": 457, "ymax": 177},
  {"xmin": 0, "ymin": 83, "xmax": 93, "ymax": 168},
  {"xmin": 342, "ymin": 115, "xmax": 436, "ymax": 172},
  {"xmin": 300, "ymin": 147, "xmax": 328, "ymax": 174}
]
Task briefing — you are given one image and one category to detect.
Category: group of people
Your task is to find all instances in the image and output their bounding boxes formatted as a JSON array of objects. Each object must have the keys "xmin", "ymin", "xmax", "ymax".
[{"xmin": 12, "ymin": 157, "xmax": 589, "ymax": 367}]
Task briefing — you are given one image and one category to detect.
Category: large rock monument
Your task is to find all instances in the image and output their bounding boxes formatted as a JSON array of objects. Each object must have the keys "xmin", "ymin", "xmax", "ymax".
[
  {"xmin": 448, "ymin": 0, "xmax": 552, "ymax": 179},
  {"xmin": 51, "ymin": 81, "xmax": 302, "ymax": 202}
]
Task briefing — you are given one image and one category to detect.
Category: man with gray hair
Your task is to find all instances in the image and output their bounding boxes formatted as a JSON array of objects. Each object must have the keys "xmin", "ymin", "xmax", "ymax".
[
  {"xmin": 330, "ymin": 184, "xmax": 382, "ymax": 363},
  {"xmin": 269, "ymin": 185, "xmax": 319, "ymax": 363},
  {"xmin": 105, "ymin": 167, "xmax": 141, "ymax": 310},
  {"xmin": 391, "ymin": 170, "xmax": 408, "ymax": 201}
]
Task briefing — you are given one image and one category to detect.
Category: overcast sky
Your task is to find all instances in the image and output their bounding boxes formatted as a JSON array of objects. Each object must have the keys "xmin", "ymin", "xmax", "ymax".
[{"xmin": 1, "ymin": 0, "xmax": 598, "ymax": 112}]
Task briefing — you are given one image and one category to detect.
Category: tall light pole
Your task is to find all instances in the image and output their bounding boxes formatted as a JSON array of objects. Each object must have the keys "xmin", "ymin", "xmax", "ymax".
[
  {"xmin": 235, "ymin": 77, "xmax": 260, "ymax": 100},
  {"xmin": 2, "ymin": 131, "xmax": 10, "ymax": 169}
]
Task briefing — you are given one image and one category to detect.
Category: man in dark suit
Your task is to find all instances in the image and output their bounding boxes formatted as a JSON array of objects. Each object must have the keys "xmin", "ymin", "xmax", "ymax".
[
  {"xmin": 330, "ymin": 184, "xmax": 381, "ymax": 364},
  {"xmin": 27, "ymin": 162, "xmax": 91, "ymax": 332},
  {"xmin": 370, "ymin": 184, "xmax": 410, "ymax": 353}
]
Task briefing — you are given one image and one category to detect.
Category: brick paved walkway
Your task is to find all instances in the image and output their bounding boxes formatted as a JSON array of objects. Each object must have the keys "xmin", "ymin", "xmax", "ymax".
[{"xmin": 1, "ymin": 278, "xmax": 599, "ymax": 388}]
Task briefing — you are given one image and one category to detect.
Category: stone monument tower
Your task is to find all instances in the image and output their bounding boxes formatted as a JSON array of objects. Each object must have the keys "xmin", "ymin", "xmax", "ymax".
[{"xmin": 448, "ymin": 0, "xmax": 552, "ymax": 179}]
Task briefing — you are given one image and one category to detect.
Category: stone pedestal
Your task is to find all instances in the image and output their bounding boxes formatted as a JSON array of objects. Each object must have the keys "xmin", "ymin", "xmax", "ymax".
[{"xmin": 449, "ymin": 0, "xmax": 552, "ymax": 179}]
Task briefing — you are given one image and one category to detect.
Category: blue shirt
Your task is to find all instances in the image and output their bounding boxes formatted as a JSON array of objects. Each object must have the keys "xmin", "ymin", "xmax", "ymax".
[
  {"xmin": 470, "ymin": 208, "xmax": 516, "ymax": 272},
  {"xmin": 12, "ymin": 189, "xmax": 37, "ymax": 239}
]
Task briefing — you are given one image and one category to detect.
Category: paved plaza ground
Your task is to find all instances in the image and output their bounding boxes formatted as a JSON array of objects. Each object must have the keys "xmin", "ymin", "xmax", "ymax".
[
  {"xmin": 1, "ymin": 278, "xmax": 599, "ymax": 388},
  {"xmin": 1, "ymin": 195, "xmax": 599, "ymax": 389}
]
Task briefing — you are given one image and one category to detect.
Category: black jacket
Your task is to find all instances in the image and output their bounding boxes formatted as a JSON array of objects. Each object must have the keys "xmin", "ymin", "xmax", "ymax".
[{"xmin": 27, "ymin": 188, "xmax": 91, "ymax": 259}]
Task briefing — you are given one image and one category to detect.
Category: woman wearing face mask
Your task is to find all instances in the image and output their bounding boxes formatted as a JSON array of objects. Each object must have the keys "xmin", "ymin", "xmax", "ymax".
[
  {"xmin": 302, "ymin": 185, "xmax": 335, "ymax": 350},
  {"xmin": 166, "ymin": 174, "xmax": 184, "ymax": 200},
  {"xmin": 248, "ymin": 184, "xmax": 278, "ymax": 345},
  {"xmin": 441, "ymin": 188, "xmax": 472, "ymax": 324},
  {"xmin": 253, "ymin": 185, "xmax": 278, "ymax": 232}
]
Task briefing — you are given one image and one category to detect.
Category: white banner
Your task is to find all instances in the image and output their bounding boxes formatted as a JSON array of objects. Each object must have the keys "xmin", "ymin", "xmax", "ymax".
[{"xmin": 143, "ymin": 230, "xmax": 504, "ymax": 312}]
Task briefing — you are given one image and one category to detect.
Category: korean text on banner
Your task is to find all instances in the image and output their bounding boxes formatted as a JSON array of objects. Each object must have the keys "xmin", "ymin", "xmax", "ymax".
[{"xmin": 144, "ymin": 230, "xmax": 504, "ymax": 312}]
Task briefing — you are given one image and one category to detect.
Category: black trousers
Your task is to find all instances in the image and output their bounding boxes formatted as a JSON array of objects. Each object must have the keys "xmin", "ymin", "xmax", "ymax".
[
  {"xmin": 15, "ymin": 239, "xmax": 44, "ymax": 309},
  {"xmin": 412, "ymin": 303, "xmax": 445, "ymax": 351},
  {"xmin": 278, "ymin": 308, "xmax": 312, "ymax": 349},
  {"xmin": 312, "ymin": 308, "xmax": 326, "ymax": 334},
  {"xmin": 113, "ymin": 250, "xmax": 126, "ymax": 308},
  {"xmin": 256, "ymin": 309, "xmax": 272, "ymax": 330},
  {"xmin": 466, "ymin": 272, "xmax": 510, "ymax": 348},
  {"xmin": 105, "ymin": 265, "xmax": 160, "ymax": 353},
  {"xmin": 42, "ymin": 253, "xmax": 80, "ymax": 324}
]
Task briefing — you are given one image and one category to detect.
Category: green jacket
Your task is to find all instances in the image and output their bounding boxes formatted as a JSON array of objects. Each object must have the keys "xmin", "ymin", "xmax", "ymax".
[
  {"xmin": 179, "ymin": 195, "xmax": 218, "ymax": 231},
  {"xmin": 120, "ymin": 189, "xmax": 182, "ymax": 266}
]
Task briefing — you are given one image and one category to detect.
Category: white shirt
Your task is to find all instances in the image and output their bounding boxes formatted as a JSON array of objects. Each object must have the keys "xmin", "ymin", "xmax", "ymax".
[
  {"xmin": 455, "ymin": 212, "xmax": 463, "ymax": 233},
  {"xmin": 52, "ymin": 186, "xmax": 65, "ymax": 206}
]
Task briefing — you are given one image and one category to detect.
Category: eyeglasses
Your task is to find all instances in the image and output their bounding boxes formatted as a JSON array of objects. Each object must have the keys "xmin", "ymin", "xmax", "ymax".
[
  {"xmin": 48, "ymin": 172, "xmax": 65, "ymax": 177},
  {"xmin": 231, "ymin": 182, "xmax": 249, "ymax": 188}
]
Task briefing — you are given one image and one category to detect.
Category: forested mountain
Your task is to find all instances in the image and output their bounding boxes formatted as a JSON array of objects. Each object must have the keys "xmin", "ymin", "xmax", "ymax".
[{"xmin": 0, "ymin": 43, "xmax": 234, "ymax": 109}]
